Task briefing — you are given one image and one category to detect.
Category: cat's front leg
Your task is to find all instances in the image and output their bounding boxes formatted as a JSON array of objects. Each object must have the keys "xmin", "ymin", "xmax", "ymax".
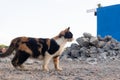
[
  {"xmin": 53, "ymin": 56, "xmax": 62, "ymax": 71},
  {"xmin": 42, "ymin": 64, "xmax": 49, "ymax": 71},
  {"xmin": 43, "ymin": 53, "xmax": 52, "ymax": 71}
]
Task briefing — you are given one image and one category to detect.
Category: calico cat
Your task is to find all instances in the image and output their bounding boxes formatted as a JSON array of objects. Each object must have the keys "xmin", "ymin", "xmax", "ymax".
[{"xmin": 0, "ymin": 27, "xmax": 73, "ymax": 71}]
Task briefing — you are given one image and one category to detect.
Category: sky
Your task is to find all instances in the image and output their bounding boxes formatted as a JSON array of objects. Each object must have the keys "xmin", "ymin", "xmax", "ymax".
[{"xmin": 0, "ymin": 0, "xmax": 120, "ymax": 46}]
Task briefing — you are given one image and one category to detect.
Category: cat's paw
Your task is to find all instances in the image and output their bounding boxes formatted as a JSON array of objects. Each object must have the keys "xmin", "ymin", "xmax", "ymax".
[
  {"xmin": 43, "ymin": 68, "xmax": 49, "ymax": 72},
  {"xmin": 56, "ymin": 67, "xmax": 63, "ymax": 71},
  {"xmin": 15, "ymin": 65, "xmax": 29, "ymax": 71}
]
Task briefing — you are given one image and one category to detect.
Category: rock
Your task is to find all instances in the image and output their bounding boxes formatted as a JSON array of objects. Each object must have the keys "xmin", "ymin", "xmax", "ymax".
[
  {"xmin": 79, "ymin": 47, "xmax": 90, "ymax": 57},
  {"xmin": 61, "ymin": 32, "xmax": 120, "ymax": 62},
  {"xmin": 76, "ymin": 37, "xmax": 89, "ymax": 47},
  {"xmin": 70, "ymin": 50, "xmax": 80, "ymax": 58},
  {"xmin": 114, "ymin": 43, "xmax": 120, "ymax": 50},
  {"xmin": 74, "ymin": 77, "xmax": 84, "ymax": 80},
  {"xmin": 89, "ymin": 37, "xmax": 98, "ymax": 46},
  {"xmin": 25, "ymin": 59, "xmax": 34, "ymax": 65},
  {"xmin": 104, "ymin": 35, "xmax": 112, "ymax": 41},
  {"xmin": 89, "ymin": 47, "xmax": 97, "ymax": 54},
  {"xmin": 97, "ymin": 35, "xmax": 104, "ymax": 41},
  {"xmin": 83, "ymin": 32, "xmax": 92, "ymax": 38},
  {"xmin": 97, "ymin": 48, "xmax": 104, "ymax": 53},
  {"xmin": 86, "ymin": 58, "xmax": 97, "ymax": 65},
  {"xmin": 97, "ymin": 41, "xmax": 106, "ymax": 48},
  {"xmin": 99, "ymin": 52, "xmax": 108, "ymax": 60},
  {"xmin": 70, "ymin": 43, "xmax": 80, "ymax": 50}
]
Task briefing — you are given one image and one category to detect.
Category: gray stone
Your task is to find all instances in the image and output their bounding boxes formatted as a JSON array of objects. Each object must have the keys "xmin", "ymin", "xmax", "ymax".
[
  {"xmin": 66, "ymin": 58, "xmax": 73, "ymax": 61},
  {"xmin": 86, "ymin": 58, "xmax": 97, "ymax": 65},
  {"xmin": 60, "ymin": 54, "xmax": 68, "ymax": 60},
  {"xmin": 104, "ymin": 35, "xmax": 112, "ymax": 41},
  {"xmin": 70, "ymin": 43, "xmax": 80, "ymax": 50},
  {"xmin": 90, "ymin": 37, "xmax": 98, "ymax": 46},
  {"xmin": 99, "ymin": 52, "xmax": 108, "ymax": 60},
  {"xmin": 74, "ymin": 77, "xmax": 84, "ymax": 80},
  {"xmin": 114, "ymin": 43, "xmax": 120, "ymax": 50},
  {"xmin": 97, "ymin": 48, "xmax": 104, "ymax": 53},
  {"xmin": 103, "ymin": 41, "xmax": 111, "ymax": 50},
  {"xmin": 97, "ymin": 35, "xmax": 104, "ymax": 41},
  {"xmin": 108, "ymin": 50, "xmax": 117, "ymax": 56},
  {"xmin": 89, "ymin": 47, "xmax": 97, "ymax": 54},
  {"xmin": 79, "ymin": 47, "xmax": 87, "ymax": 53},
  {"xmin": 76, "ymin": 37, "xmax": 89, "ymax": 47},
  {"xmin": 25, "ymin": 59, "xmax": 34, "ymax": 65},
  {"xmin": 70, "ymin": 50, "xmax": 80, "ymax": 58},
  {"xmin": 97, "ymin": 41, "xmax": 106, "ymax": 48},
  {"xmin": 83, "ymin": 32, "xmax": 92, "ymax": 38}
]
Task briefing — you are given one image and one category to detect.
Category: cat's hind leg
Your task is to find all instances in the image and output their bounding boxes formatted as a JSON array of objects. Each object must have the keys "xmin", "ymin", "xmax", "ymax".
[{"xmin": 12, "ymin": 51, "xmax": 30, "ymax": 71}]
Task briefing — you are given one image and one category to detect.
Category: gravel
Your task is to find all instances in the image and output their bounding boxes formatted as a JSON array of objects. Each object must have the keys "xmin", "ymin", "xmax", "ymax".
[
  {"xmin": 0, "ymin": 57, "xmax": 120, "ymax": 80},
  {"xmin": 1, "ymin": 33, "xmax": 120, "ymax": 80}
]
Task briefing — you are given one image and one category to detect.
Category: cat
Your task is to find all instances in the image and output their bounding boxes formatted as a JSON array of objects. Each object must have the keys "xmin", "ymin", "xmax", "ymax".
[{"xmin": 0, "ymin": 27, "xmax": 73, "ymax": 71}]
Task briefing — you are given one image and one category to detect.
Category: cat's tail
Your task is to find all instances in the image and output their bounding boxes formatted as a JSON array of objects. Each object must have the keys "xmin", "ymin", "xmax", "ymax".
[{"xmin": 0, "ymin": 38, "xmax": 17, "ymax": 57}]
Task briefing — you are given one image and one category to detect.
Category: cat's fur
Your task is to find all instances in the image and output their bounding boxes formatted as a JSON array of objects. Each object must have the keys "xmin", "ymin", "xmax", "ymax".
[{"xmin": 0, "ymin": 27, "xmax": 73, "ymax": 71}]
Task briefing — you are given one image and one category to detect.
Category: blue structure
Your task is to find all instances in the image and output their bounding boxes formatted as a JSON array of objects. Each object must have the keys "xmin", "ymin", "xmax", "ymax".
[{"xmin": 97, "ymin": 4, "xmax": 120, "ymax": 41}]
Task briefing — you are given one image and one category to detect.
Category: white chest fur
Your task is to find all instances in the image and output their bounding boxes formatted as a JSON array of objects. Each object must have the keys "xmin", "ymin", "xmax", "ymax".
[{"xmin": 54, "ymin": 37, "xmax": 67, "ymax": 56}]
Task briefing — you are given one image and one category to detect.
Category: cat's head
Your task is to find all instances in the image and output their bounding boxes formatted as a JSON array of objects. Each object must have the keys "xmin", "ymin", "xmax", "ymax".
[{"xmin": 59, "ymin": 27, "xmax": 73, "ymax": 42}]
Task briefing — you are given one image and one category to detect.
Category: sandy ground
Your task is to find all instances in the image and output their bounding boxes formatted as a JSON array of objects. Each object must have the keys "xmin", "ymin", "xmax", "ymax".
[{"xmin": 0, "ymin": 57, "xmax": 120, "ymax": 80}]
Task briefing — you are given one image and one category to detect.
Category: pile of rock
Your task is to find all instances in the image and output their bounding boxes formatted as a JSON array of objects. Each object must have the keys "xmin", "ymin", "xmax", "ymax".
[{"xmin": 61, "ymin": 32, "xmax": 120, "ymax": 63}]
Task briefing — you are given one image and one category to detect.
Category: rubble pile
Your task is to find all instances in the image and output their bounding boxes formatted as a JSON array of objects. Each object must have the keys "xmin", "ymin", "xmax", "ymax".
[{"xmin": 61, "ymin": 32, "xmax": 120, "ymax": 63}]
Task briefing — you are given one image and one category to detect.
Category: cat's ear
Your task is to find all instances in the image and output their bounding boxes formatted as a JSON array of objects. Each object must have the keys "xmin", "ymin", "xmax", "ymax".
[
  {"xmin": 65, "ymin": 27, "xmax": 70, "ymax": 32},
  {"xmin": 67, "ymin": 27, "xmax": 70, "ymax": 30}
]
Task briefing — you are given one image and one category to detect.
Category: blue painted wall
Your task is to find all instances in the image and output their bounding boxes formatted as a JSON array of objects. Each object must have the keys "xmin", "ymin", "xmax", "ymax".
[{"xmin": 97, "ymin": 4, "xmax": 120, "ymax": 41}]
